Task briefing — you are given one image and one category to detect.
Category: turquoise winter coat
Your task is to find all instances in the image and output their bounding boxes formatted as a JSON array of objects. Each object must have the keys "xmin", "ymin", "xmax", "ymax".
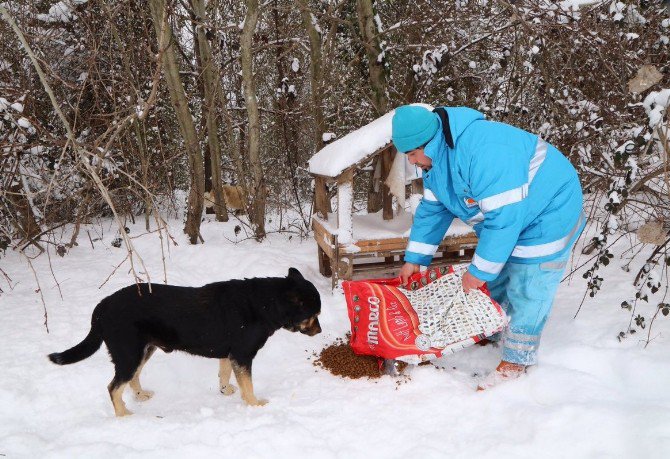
[{"xmin": 404, "ymin": 107, "xmax": 584, "ymax": 282}]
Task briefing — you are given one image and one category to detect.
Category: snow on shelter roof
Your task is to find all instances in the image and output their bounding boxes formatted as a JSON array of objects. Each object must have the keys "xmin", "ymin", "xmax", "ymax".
[{"xmin": 308, "ymin": 103, "xmax": 433, "ymax": 178}]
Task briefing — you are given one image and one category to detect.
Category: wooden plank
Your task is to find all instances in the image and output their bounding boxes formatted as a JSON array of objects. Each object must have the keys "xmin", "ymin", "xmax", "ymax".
[
  {"xmin": 341, "ymin": 243, "xmax": 475, "ymax": 256},
  {"xmin": 352, "ymin": 255, "xmax": 473, "ymax": 269},
  {"xmin": 311, "ymin": 218, "xmax": 334, "ymax": 258},
  {"xmin": 336, "ymin": 169, "xmax": 354, "ymax": 243},
  {"xmin": 311, "ymin": 216, "xmax": 327, "ymax": 234},
  {"xmin": 309, "ymin": 172, "xmax": 338, "ymax": 182},
  {"xmin": 314, "ymin": 218, "xmax": 475, "ymax": 261},
  {"xmin": 313, "ymin": 218, "xmax": 475, "ymax": 259},
  {"xmin": 315, "ymin": 234, "xmax": 334, "ymax": 259},
  {"xmin": 381, "ymin": 147, "xmax": 394, "ymax": 220},
  {"xmin": 315, "ymin": 236, "xmax": 334, "ymax": 259},
  {"xmin": 354, "ymin": 236, "xmax": 406, "ymax": 246},
  {"xmin": 351, "ymin": 256, "xmax": 470, "ymax": 280},
  {"xmin": 349, "ymin": 232, "xmax": 477, "ymax": 248},
  {"xmin": 339, "ymin": 234, "xmax": 478, "ymax": 255},
  {"xmin": 350, "ymin": 249, "xmax": 474, "ymax": 264}
]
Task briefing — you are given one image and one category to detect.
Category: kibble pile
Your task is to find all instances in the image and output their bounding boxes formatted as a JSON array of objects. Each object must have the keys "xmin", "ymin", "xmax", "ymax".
[
  {"xmin": 313, "ymin": 336, "xmax": 411, "ymax": 379},
  {"xmin": 313, "ymin": 336, "xmax": 381, "ymax": 379}
]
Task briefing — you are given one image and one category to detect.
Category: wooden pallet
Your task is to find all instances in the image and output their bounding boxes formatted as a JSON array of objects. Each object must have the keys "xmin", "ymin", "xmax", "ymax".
[{"xmin": 312, "ymin": 217, "xmax": 477, "ymax": 287}]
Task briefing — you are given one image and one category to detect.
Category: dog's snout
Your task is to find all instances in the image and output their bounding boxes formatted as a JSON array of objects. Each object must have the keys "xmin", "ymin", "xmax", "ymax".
[
  {"xmin": 308, "ymin": 319, "xmax": 321, "ymax": 336},
  {"xmin": 300, "ymin": 316, "xmax": 322, "ymax": 336}
]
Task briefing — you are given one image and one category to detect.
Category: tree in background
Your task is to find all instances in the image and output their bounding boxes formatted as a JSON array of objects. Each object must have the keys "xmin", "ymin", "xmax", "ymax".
[{"xmin": 0, "ymin": 0, "xmax": 669, "ymax": 338}]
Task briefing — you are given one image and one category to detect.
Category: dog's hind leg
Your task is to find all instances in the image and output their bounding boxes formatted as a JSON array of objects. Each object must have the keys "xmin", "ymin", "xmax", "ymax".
[
  {"xmin": 219, "ymin": 358, "xmax": 238, "ymax": 396},
  {"xmin": 130, "ymin": 345, "xmax": 156, "ymax": 402},
  {"xmin": 107, "ymin": 341, "xmax": 145, "ymax": 416},
  {"xmin": 231, "ymin": 360, "xmax": 267, "ymax": 406}
]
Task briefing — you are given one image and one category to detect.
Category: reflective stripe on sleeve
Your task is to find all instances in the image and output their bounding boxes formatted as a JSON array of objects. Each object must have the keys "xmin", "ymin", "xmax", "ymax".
[
  {"xmin": 476, "ymin": 137, "xmax": 547, "ymax": 214},
  {"xmin": 472, "ymin": 253, "xmax": 505, "ymax": 275},
  {"xmin": 478, "ymin": 184, "xmax": 528, "ymax": 213},
  {"xmin": 407, "ymin": 241, "xmax": 439, "ymax": 256},
  {"xmin": 529, "ymin": 138, "xmax": 547, "ymax": 182}
]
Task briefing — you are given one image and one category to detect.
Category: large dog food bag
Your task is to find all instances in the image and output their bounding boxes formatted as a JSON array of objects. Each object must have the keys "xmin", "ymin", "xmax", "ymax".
[{"xmin": 343, "ymin": 266, "xmax": 507, "ymax": 364}]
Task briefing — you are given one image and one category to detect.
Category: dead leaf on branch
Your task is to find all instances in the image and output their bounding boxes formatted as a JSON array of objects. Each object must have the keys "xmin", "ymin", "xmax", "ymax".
[
  {"xmin": 628, "ymin": 65, "xmax": 663, "ymax": 94},
  {"xmin": 637, "ymin": 221, "xmax": 667, "ymax": 245}
]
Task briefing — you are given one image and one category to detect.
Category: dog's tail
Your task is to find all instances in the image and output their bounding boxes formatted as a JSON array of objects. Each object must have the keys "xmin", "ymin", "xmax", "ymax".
[{"xmin": 48, "ymin": 312, "xmax": 103, "ymax": 365}]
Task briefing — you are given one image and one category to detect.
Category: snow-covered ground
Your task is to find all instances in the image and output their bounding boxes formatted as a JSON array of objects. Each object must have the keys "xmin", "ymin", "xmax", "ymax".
[{"xmin": 1, "ymin": 217, "xmax": 669, "ymax": 458}]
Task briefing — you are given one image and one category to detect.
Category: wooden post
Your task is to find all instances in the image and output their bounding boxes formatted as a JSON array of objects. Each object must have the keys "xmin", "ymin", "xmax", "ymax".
[
  {"xmin": 338, "ymin": 255, "xmax": 354, "ymax": 280},
  {"xmin": 367, "ymin": 157, "xmax": 382, "ymax": 213},
  {"xmin": 331, "ymin": 235, "xmax": 340, "ymax": 289},
  {"xmin": 380, "ymin": 146, "xmax": 395, "ymax": 265},
  {"xmin": 380, "ymin": 146, "xmax": 394, "ymax": 221},
  {"xmin": 411, "ymin": 178, "xmax": 424, "ymax": 195},
  {"xmin": 318, "ymin": 246, "xmax": 332, "ymax": 277},
  {"xmin": 314, "ymin": 176, "xmax": 331, "ymax": 220},
  {"xmin": 337, "ymin": 169, "xmax": 354, "ymax": 245}
]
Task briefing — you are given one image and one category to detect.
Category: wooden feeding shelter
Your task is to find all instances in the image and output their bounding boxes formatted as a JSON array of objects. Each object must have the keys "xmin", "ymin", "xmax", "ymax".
[{"xmin": 308, "ymin": 105, "xmax": 478, "ymax": 287}]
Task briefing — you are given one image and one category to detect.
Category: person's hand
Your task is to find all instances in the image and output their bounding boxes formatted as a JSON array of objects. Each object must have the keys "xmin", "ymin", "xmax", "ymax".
[
  {"xmin": 462, "ymin": 270, "xmax": 485, "ymax": 293},
  {"xmin": 400, "ymin": 262, "xmax": 420, "ymax": 286}
]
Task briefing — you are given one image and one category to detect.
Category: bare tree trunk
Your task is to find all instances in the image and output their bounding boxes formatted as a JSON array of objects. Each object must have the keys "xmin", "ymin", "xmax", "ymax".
[
  {"xmin": 130, "ymin": 122, "xmax": 154, "ymax": 231},
  {"xmin": 356, "ymin": 0, "xmax": 389, "ymax": 115},
  {"xmin": 192, "ymin": 0, "xmax": 228, "ymax": 222},
  {"xmin": 271, "ymin": 3, "xmax": 309, "ymax": 231},
  {"xmin": 297, "ymin": 0, "xmax": 325, "ymax": 152},
  {"xmin": 241, "ymin": 0, "xmax": 266, "ymax": 239},
  {"xmin": 149, "ymin": 0, "xmax": 205, "ymax": 244},
  {"xmin": 222, "ymin": 98, "xmax": 250, "ymax": 205},
  {"xmin": 103, "ymin": 1, "xmax": 155, "ymax": 232},
  {"xmin": 6, "ymin": 183, "xmax": 43, "ymax": 251},
  {"xmin": 401, "ymin": 24, "xmax": 421, "ymax": 104},
  {"xmin": 212, "ymin": 3, "xmax": 250, "ymax": 207}
]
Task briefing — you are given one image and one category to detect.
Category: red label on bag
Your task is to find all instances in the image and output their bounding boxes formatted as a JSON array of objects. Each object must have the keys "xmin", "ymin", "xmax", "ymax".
[{"xmin": 343, "ymin": 267, "xmax": 452, "ymax": 360}]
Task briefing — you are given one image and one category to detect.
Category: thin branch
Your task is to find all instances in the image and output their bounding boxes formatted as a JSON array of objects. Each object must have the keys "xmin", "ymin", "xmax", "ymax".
[{"xmin": 1, "ymin": 5, "xmax": 155, "ymax": 288}]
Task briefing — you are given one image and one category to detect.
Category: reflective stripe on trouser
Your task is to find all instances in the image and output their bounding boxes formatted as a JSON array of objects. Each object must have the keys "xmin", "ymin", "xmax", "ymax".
[{"xmin": 486, "ymin": 249, "xmax": 571, "ymax": 365}]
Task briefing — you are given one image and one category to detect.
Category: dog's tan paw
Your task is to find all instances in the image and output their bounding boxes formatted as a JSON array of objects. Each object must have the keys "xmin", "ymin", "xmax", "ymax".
[
  {"xmin": 115, "ymin": 408, "xmax": 134, "ymax": 417},
  {"xmin": 220, "ymin": 384, "xmax": 237, "ymax": 396},
  {"xmin": 134, "ymin": 390, "xmax": 154, "ymax": 402},
  {"xmin": 244, "ymin": 398, "xmax": 268, "ymax": 407}
]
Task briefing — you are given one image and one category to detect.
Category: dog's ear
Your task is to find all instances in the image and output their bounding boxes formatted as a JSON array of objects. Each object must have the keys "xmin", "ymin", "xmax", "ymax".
[{"xmin": 287, "ymin": 267, "xmax": 304, "ymax": 280}]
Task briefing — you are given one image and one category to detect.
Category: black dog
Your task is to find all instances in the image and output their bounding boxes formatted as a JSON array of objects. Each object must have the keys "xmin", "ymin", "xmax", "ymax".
[{"xmin": 48, "ymin": 268, "xmax": 321, "ymax": 416}]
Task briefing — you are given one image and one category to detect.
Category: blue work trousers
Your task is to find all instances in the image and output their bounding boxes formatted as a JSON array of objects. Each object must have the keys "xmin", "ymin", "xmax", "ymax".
[{"xmin": 486, "ymin": 250, "xmax": 571, "ymax": 365}]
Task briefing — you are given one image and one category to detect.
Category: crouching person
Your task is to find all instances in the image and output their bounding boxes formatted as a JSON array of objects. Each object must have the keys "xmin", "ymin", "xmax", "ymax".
[{"xmin": 393, "ymin": 104, "xmax": 584, "ymax": 389}]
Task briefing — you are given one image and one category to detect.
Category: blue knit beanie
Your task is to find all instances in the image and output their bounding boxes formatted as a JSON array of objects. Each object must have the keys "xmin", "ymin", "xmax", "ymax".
[{"xmin": 392, "ymin": 105, "xmax": 439, "ymax": 153}]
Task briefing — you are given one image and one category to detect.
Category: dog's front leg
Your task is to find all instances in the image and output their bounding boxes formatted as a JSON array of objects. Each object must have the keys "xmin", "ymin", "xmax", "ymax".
[
  {"xmin": 219, "ymin": 358, "xmax": 237, "ymax": 396},
  {"xmin": 231, "ymin": 360, "xmax": 267, "ymax": 406}
]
